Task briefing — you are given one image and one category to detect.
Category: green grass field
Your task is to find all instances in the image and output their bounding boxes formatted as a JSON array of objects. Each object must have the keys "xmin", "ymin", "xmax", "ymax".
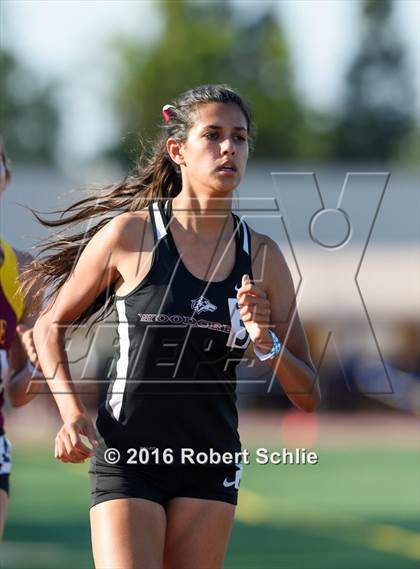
[{"xmin": 3, "ymin": 442, "xmax": 419, "ymax": 569}]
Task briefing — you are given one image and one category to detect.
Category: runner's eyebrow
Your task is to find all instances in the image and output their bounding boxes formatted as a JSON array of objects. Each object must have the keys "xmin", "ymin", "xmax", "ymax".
[{"xmin": 203, "ymin": 125, "xmax": 247, "ymax": 132}]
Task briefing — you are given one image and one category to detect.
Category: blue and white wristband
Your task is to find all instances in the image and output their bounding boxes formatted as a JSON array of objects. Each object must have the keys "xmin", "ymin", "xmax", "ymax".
[{"xmin": 253, "ymin": 329, "xmax": 282, "ymax": 361}]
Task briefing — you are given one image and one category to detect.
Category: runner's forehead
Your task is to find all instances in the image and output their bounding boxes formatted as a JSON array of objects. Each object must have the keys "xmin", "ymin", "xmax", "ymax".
[{"xmin": 192, "ymin": 103, "xmax": 248, "ymax": 131}]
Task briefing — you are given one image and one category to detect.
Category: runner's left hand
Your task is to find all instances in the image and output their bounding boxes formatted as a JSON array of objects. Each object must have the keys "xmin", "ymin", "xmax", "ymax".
[{"xmin": 236, "ymin": 274, "xmax": 272, "ymax": 347}]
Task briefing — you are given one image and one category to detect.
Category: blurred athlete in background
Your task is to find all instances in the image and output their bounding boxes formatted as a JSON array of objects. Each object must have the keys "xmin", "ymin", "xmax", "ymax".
[{"xmin": 0, "ymin": 138, "xmax": 44, "ymax": 540}]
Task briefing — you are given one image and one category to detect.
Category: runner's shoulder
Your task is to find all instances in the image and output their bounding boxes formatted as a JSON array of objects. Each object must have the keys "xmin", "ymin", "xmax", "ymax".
[
  {"xmin": 246, "ymin": 226, "xmax": 289, "ymax": 287},
  {"xmin": 98, "ymin": 207, "xmax": 150, "ymax": 251},
  {"xmin": 246, "ymin": 224, "xmax": 272, "ymax": 253}
]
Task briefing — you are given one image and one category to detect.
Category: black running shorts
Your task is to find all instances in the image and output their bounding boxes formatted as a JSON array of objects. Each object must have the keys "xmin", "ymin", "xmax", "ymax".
[{"xmin": 89, "ymin": 454, "xmax": 243, "ymax": 509}]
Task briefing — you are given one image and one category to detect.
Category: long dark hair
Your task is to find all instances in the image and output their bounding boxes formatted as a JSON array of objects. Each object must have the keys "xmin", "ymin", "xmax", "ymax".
[{"xmin": 19, "ymin": 84, "xmax": 255, "ymax": 329}]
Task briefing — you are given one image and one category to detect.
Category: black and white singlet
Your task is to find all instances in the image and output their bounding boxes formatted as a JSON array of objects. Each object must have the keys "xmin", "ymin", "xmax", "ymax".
[{"xmin": 96, "ymin": 199, "xmax": 254, "ymax": 462}]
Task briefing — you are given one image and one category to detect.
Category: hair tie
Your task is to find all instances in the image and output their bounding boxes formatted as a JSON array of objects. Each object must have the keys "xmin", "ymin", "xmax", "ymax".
[{"xmin": 162, "ymin": 104, "xmax": 176, "ymax": 123}]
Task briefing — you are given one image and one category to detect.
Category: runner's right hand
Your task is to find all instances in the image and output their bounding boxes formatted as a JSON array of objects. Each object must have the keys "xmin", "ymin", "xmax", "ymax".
[{"xmin": 55, "ymin": 412, "xmax": 99, "ymax": 464}]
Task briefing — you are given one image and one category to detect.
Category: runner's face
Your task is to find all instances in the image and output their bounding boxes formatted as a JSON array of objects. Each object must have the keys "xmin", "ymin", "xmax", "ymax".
[{"xmin": 181, "ymin": 102, "xmax": 249, "ymax": 193}]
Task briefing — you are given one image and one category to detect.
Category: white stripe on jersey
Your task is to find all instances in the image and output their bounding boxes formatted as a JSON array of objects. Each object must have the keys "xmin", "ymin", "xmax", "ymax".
[
  {"xmin": 109, "ymin": 300, "xmax": 130, "ymax": 421},
  {"xmin": 241, "ymin": 219, "xmax": 249, "ymax": 255},
  {"xmin": 152, "ymin": 202, "xmax": 167, "ymax": 240}
]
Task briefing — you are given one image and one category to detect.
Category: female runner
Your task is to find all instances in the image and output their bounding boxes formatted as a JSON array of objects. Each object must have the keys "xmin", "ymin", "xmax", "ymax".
[
  {"xmin": 0, "ymin": 138, "xmax": 44, "ymax": 540},
  {"xmin": 30, "ymin": 84, "xmax": 320, "ymax": 568}
]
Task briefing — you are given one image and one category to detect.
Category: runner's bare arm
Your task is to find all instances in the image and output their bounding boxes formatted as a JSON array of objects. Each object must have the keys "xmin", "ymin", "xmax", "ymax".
[
  {"xmin": 32, "ymin": 213, "xmax": 142, "ymax": 422},
  {"xmin": 248, "ymin": 236, "xmax": 320, "ymax": 412}
]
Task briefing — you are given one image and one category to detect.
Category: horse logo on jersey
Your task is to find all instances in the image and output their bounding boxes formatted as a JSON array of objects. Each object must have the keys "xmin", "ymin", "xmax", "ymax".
[{"xmin": 191, "ymin": 296, "xmax": 218, "ymax": 314}]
